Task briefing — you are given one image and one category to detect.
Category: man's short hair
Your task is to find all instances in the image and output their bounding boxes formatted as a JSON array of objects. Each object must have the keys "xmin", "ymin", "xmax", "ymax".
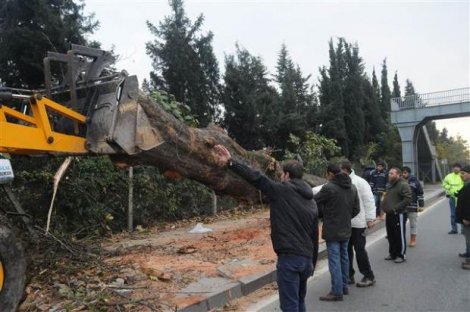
[
  {"xmin": 282, "ymin": 160, "xmax": 303, "ymax": 179},
  {"xmin": 402, "ymin": 166, "xmax": 411, "ymax": 174},
  {"xmin": 327, "ymin": 163, "xmax": 341, "ymax": 175},
  {"xmin": 452, "ymin": 163, "xmax": 462, "ymax": 169},
  {"xmin": 377, "ymin": 161, "xmax": 386, "ymax": 166},
  {"xmin": 389, "ymin": 166, "xmax": 402, "ymax": 175},
  {"xmin": 340, "ymin": 160, "xmax": 352, "ymax": 173}
]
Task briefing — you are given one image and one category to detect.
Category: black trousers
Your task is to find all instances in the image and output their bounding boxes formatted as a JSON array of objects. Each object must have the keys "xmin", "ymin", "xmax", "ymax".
[
  {"xmin": 348, "ymin": 227, "xmax": 374, "ymax": 279},
  {"xmin": 386, "ymin": 213, "xmax": 407, "ymax": 259}
]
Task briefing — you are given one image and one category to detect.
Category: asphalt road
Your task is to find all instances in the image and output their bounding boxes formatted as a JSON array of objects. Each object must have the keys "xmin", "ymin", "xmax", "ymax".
[{"xmin": 257, "ymin": 197, "xmax": 470, "ymax": 312}]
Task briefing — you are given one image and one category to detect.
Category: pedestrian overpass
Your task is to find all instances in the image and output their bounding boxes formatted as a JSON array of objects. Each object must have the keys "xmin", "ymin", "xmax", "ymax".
[{"xmin": 390, "ymin": 87, "xmax": 470, "ymax": 182}]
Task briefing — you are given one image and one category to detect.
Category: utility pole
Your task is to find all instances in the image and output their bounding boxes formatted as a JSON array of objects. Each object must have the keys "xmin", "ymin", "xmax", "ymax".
[{"xmin": 128, "ymin": 166, "xmax": 134, "ymax": 233}]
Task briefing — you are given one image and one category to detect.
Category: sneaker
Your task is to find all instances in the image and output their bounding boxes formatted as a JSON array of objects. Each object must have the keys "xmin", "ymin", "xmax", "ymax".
[
  {"xmin": 448, "ymin": 230, "xmax": 458, "ymax": 234},
  {"xmin": 343, "ymin": 287, "xmax": 349, "ymax": 295},
  {"xmin": 458, "ymin": 253, "xmax": 470, "ymax": 258},
  {"xmin": 319, "ymin": 292, "xmax": 343, "ymax": 302},
  {"xmin": 394, "ymin": 257, "xmax": 406, "ymax": 263},
  {"xmin": 347, "ymin": 276, "xmax": 355, "ymax": 285},
  {"xmin": 356, "ymin": 277, "xmax": 376, "ymax": 287},
  {"xmin": 384, "ymin": 255, "xmax": 396, "ymax": 261}
]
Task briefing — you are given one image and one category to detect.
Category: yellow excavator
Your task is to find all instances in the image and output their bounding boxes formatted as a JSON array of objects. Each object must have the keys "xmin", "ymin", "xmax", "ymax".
[{"xmin": 0, "ymin": 45, "xmax": 163, "ymax": 310}]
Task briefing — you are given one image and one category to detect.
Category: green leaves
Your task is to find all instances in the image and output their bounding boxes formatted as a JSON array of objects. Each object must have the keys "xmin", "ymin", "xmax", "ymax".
[
  {"xmin": 0, "ymin": 0, "xmax": 98, "ymax": 89},
  {"xmin": 146, "ymin": 0, "xmax": 220, "ymax": 126},
  {"xmin": 285, "ymin": 131, "xmax": 341, "ymax": 175}
]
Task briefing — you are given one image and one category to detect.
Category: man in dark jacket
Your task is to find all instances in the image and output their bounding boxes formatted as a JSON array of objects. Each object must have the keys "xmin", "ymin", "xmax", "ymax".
[
  {"xmin": 381, "ymin": 167, "xmax": 412, "ymax": 263},
  {"xmin": 314, "ymin": 164, "xmax": 360, "ymax": 302},
  {"xmin": 370, "ymin": 161, "xmax": 388, "ymax": 219},
  {"xmin": 455, "ymin": 165, "xmax": 470, "ymax": 270},
  {"xmin": 213, "ymin": 145, "xmax": 319, "ymax": 312}
]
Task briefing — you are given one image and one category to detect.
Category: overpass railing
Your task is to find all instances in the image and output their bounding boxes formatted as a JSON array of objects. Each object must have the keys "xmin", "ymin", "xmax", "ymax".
[{"xmin": 391, "ymin": 87, "xmax": 470, "ymax": 111}]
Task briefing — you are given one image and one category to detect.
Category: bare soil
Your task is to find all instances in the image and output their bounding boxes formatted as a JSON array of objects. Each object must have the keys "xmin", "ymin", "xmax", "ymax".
[{"xmin": 20, "ymin": 208, "xmax": 281, "ymax": 311}]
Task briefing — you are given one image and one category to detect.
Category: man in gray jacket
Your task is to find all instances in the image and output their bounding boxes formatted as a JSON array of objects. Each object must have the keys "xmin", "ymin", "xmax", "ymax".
[
  {"xmin": 381, "ymin": 167, "xmax": 412, "ymax": 263},
  {"xmin": 341, "ymin": 161, "xmax": 376, "ymax": 287}
]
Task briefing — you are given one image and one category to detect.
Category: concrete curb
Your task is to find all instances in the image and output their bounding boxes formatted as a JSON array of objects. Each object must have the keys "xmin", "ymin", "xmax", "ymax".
[{"xmin": 180, "ymin": 189, "xmax": 445, "ymax": 311}]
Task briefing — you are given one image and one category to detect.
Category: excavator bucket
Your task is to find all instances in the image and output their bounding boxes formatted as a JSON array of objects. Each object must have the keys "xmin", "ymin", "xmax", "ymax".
[
  {"xmin": 45, "ymin": 45, "xmax": 164, "ymax": 155},
  {"xmin": 85, "ymin": 75, "xmax": 164, "ymax": 155}
]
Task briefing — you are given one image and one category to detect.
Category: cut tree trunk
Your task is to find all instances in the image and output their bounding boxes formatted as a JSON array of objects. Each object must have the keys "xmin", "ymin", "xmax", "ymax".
[{"xmin": 111, "ymin": 91, "xmax": 325, "ymax": 203}]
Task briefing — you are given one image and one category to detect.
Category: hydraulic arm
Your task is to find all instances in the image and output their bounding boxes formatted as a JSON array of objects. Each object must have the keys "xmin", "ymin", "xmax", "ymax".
[{"xmin": 0, "ymin": 45, "xmax": 162, "ymax": 156}]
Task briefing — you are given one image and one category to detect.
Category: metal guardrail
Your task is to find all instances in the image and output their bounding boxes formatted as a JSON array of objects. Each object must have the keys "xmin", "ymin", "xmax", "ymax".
[{"xmin": 391, "ymin": 87, "xmax": 470, "ymax": 111}]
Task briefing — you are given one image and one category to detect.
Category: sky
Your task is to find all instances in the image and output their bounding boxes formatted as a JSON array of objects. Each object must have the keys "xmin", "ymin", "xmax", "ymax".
[{"xmin": 84, "ymin": 0, "xmax": 470, "ymax": 145}]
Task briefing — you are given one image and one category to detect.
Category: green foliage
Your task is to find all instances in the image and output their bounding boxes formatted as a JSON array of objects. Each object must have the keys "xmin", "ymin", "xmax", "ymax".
[
  {"xmin": 392, "ymin": 72, "xmax": 401, "ymax": 98},
  {"xmin": 222, "ymin": 44, "xmax": 280, "ymax": 150},
  {"xmin": 318, "ymin": 38, "xmax": 382, "ymax": 160},
  {"xmin": 146, "ymin": 0, "xmax": 221, "ymax": 126},
  {"xmin": 6, "ymin": 156, "xmax": 216, "ymax": 237},
  {"xmin": 0, "ymin": 0, "xmax": 98, "ymax": 89},
  {"xmin": 274, "ymin": 45, "xmax": 317, "ymax": 155},
  {"xmin": 380, "ymin": 58, "xmax": 392, "ymax": 117},
  {"xmin": 285, "ymin": 131, "xmax": 341, "ymax": 175},
  {"xmin": 149, "ymin": 90, "xmax": 199, "ymax": 126},
  {"xmin": 436, "ymin": 132, "xmax": 470, "ymax": 166}
]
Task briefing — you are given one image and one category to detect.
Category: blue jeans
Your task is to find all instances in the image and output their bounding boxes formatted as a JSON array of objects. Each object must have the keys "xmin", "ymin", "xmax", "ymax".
[
  {"xmin": 276, "ymin": 255, "xmax": 313, "ymax": 312},
  {"xmin": 374, "ymin": 192, "xmax": 383, "ymax": 216},
  {"xmin": 326, "ymin": 240, "xmax": 349, "ymax": 296},
  {"xmin": 449, "ymin": 197, "xmax": 458, "ymax": 232}
]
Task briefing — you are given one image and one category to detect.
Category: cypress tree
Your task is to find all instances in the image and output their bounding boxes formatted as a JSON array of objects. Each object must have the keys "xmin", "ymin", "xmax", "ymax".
[
  {"xmin": 343, "ymin": 42, "xmax": 366, "ymax": 159},
  {"xmin": 274, "ymin": 44, "xmax": 316, "ymax": 152},
  {"xmin": 318, "ymin": 39, "xmax": 349, "ymax": 156},
  {"xmin": 380, "ymin": 59, "xmax": 392, "ymax": 119},
  {"xmin": 392, "ymin": 71, "xmax": 401, "ymax": 98}
]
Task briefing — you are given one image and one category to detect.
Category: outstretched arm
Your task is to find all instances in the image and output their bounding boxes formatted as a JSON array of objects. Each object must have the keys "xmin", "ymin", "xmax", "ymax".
[{"xmin": 214, "ymin": 145, "xmax": 282, "ymax": 199}]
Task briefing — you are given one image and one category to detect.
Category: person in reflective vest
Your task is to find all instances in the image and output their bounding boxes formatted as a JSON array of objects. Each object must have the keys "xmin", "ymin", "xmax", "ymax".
[{"xmin": 442, "ymin": 163, "xmax": 464, "ymax": 234}]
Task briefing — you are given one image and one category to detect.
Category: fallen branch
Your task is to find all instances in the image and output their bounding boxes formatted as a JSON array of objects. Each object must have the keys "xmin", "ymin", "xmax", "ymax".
[{"xmin": 46, "ymin": 156, "xmax": 73, "ymax": 233}]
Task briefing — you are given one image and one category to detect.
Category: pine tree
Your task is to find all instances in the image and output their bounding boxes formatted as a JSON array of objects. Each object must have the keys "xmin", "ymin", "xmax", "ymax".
[
  {"xmin": 0, "ymin": 0, "xmax": 99, "ymax": 89},
  {"xmin": 146, "ymin": 0, "xmax": 221, "ymax": 126},
  {"xmin": 222, "ymin": 45, "xmax": 279, "ymax": 150}
]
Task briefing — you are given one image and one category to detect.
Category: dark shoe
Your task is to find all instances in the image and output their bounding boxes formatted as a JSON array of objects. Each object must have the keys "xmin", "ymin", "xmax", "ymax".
[
  {"xmin": 347, "ymin": 276, "xmax": 355, "ymax": 285},
  {"xmin": 458, "ymin": 253, "xmax": 470, "ymax": 258},
  {"xmin": 462, "ymin": 262, "xmax": 470, "ymax": 270},
  {"xmin": 384, "ymin": 255, "xmax": 396, "ymax": 261},
  {"xmin": 448, "ymin": 230, "xmax": 458, "ymax": 234},
  {"xmin": 356, "ymin": 277, "xmax": 376, "ymax": 287},
  {"xmin": 319, "ymin": 292, "xmax": 343, "ymax": 302},
  {"xmin": 394, "ymin": 257, "xmax": 406, "ymax": 263},
  {"xmin": 343, "ymin": 287, "xmax": 349, "ymax": 295}
]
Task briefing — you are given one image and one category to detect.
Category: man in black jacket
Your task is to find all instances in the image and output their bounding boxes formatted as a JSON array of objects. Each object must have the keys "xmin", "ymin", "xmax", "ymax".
[
  {"xmin": 213, "ymin": 145, "xmax": 319, "ymax": 312},
  {"xmin": 370, "ymin": 161, "xmax": 388, "ymax": 219},
  {"xmin": 456, "ymin": 165, "xmax": 470, "ymax": 270},
  {"xmin": 314, "ymin": 164, "xmax": 360, "ymax": 302}
]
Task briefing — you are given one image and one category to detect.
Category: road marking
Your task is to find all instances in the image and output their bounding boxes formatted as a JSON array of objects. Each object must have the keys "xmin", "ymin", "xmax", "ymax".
[{"xmin": 250, "ymin": 196, "xmax": 446, "ymax": 311}]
